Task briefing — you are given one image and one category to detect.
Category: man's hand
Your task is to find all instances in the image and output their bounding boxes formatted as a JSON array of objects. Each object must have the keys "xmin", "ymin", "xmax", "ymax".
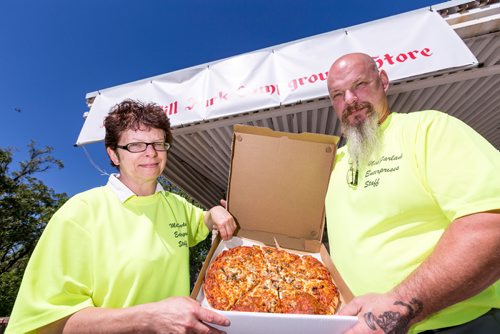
[
  {"xmin": 339, "ymin": 293, "xmax": 423, "ymax": 334},
  {"xmin": 205, "ymin": 200, "xmax": 237, "ymax": 240}
]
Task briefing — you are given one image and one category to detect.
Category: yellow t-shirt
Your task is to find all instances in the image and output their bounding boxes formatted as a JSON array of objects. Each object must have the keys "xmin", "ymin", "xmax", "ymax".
[
  {"xmin": 6, "ymin": 185, "xmax": 209, "ymax": 334},
  {"xmin": 325, "ymin": 111, "xmax": 500, "ymax": 333}
]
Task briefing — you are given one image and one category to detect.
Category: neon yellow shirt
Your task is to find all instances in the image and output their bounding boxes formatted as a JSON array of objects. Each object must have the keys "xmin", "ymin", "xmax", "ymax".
[
  {"xmin": 325, "ymin": 111, "xmax": 500, "ymax": 333},
  {"xmin": 6, "ymin": 182, "xmax": 209, "ymax": 334}
]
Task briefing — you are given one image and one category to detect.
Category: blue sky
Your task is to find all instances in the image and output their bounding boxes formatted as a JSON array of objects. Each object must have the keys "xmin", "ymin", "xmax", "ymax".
[{"xmin": 1, "ymin": 0, "xmax": 438, "ymax": 197}]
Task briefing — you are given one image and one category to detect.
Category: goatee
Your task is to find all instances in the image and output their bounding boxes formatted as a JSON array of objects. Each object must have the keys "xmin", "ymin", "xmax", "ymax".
[{"xmin": 342, "ymin": 106, "xmax": 380, "ymax": 167}]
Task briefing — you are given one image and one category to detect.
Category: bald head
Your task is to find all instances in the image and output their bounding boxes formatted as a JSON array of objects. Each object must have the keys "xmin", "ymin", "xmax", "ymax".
[{"xmin": 327, "ymin": 53, "xmax": 379, "ymax": 93}]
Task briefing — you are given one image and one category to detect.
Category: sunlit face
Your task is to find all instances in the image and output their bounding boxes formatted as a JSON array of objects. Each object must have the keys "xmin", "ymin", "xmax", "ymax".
[
  {"xmin": 327, "ymin": 54, "xmax": 389, "ymax": 129},
  {"xmin": 106, "ymin": 126, "xmax": 167, "ymax": 189}
]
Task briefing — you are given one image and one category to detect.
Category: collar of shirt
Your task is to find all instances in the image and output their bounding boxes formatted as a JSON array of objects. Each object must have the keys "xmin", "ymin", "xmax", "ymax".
[{"xmin": 106, "ymin": 173, "xmax": 164, "ymax": 203}]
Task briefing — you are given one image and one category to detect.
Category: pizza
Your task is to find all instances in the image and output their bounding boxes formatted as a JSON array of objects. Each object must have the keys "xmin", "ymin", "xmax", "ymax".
[{"xmin": 203, "ymin": 245, "xmax": 340, "ymax": 315}]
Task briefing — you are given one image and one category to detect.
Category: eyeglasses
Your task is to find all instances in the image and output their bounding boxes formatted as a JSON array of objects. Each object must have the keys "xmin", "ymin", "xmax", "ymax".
[
  {"xmin": 346, "ymin": 164, "xmax": 359, "ymax": 187},
  {"xmin": 116, "ymin": 142, "xmax": 171, "ymax": 153}
]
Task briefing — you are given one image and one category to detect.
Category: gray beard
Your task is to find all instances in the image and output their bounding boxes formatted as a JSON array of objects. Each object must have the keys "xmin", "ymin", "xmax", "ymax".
[{"xmin": 342, "ymin": 111, "xmax": 380, "ymax": 167}]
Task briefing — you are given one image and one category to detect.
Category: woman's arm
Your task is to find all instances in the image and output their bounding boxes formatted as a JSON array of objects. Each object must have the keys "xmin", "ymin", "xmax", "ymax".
[{"xmin": 39, "ymin": 296, "xmax": 230, "ymax": 334}]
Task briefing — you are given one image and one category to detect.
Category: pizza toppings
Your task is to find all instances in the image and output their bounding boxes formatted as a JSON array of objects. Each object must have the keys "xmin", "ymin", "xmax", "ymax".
[{"xmin": 203, "ymin": 245, "xmax": 340, "ymax": 315}]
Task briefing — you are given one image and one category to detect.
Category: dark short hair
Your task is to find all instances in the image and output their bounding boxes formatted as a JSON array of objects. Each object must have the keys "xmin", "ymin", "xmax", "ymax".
[{"xmin": 104, "ymin": 99, "xmax": 173, "ymax": 167}]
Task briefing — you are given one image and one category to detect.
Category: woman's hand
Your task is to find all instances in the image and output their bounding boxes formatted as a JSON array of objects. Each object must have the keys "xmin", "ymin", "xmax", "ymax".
[{"xmin": 205, "ymin": 200, "xmax": 237, "ymax": 240}]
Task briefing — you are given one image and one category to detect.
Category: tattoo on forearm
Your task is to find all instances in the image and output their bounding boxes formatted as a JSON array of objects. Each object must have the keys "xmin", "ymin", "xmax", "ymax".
[
  {"xmin": 363, "ymin": 298, "xmax": 423, "ymax": 334},
  {"xmin": 364, "ymin": 312, "xmax": 378, "ymax": 330}
]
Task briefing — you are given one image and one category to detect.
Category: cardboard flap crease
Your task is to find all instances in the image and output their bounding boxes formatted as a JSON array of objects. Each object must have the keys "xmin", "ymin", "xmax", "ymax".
[{"xmin": 227, "ymin": 124, "xmax": 338, "ymax": 251}]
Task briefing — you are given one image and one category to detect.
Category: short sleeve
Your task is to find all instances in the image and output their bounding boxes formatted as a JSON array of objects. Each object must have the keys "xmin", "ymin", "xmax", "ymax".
[
  {"xmin": 414, "ymin": 111, "xmax": 500, "ymax": 221},
  {"xmin": 186, "ymin": 200, "xmax": 210, "ymax": 247},
  {"xmin": 6, "ymin": 199, "xmax": 94, "ymax": 333}
]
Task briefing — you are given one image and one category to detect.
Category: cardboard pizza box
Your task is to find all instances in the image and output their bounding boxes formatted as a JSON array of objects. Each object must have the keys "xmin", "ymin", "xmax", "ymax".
[{"xmin": 191, "ymin": 124, "xmax": 357, "ymax": 333}]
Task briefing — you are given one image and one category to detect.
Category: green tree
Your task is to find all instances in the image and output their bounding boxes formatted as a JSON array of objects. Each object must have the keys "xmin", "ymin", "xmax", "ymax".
[{"xmin": 0, "ymin": 142, "xmax": 68, "ymax": 316}]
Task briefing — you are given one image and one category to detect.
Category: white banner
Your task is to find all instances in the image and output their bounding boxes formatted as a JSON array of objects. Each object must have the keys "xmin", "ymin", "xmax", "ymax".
[{"xmin": 76, "ymin": 8, "xmax": 477, "ymax": 145}]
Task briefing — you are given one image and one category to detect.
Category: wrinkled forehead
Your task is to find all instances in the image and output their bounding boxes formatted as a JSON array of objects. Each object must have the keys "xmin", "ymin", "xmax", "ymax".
[{"xmin": 328, "ymin": 58, "xmax": 377, "ymax": 89}]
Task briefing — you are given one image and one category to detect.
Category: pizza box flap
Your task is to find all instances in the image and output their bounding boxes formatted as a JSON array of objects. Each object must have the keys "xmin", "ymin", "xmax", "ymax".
[
  {"xmin": 207, "ymin": 311, "xmax": 357, "ymax": 334},
  {"xmin": 227, "ymin": 124, "xmax": 338, "ymax": 252}
]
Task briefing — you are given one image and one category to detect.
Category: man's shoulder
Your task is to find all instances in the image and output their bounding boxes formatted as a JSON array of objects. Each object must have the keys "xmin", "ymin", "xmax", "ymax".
[
  {"xmin": 398, "ymin": 109, "xmax": 447, "ymax": 120},
  {"xmin": 394, "ymin": 110, "xmax": 453, "ymax": 130}
]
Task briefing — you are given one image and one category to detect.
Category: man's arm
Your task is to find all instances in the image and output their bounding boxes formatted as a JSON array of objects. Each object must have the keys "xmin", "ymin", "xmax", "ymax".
[
  {"xmin": 39, "ymin": 296, "xmax": 230, "ymax": 334},
  {"xmin": 340, "ymin": 210, "xmax": 500, "ymax": 334}
]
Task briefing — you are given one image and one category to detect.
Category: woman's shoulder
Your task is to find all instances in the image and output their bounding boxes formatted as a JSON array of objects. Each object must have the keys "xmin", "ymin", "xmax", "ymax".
[
  {"xmin": 161, "ymin": 191, "xmax": 189, "ymax": 205},
  {"xmin": 44, "ymin": 186, "xmax": 114, "ymax": 233},
  {"xmin": 161, "ymin": 191, "xmax": 204, "ymax": 211},
  {"xmin": 74, "ymin": 185, "xmax": 111, "ymax": 201},
  {"xmin": 59, "ymin": 186, "xmax": 114, "ymax": 213}
]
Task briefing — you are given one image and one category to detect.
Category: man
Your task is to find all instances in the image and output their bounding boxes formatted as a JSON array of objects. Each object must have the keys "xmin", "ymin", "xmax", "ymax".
[{"xmin": 325, "ymin": 53, "xmax": 500, "ymax": 333}]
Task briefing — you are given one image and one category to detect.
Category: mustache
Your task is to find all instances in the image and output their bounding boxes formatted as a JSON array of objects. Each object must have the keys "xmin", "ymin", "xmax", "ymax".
[{"xmin": 342, "ymin": 102, "xmax": 374, "ymax": 121}]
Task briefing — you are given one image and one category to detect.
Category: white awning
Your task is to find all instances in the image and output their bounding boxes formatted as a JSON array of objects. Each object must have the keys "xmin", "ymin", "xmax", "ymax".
[{"xmin": 76, "ymin": 8, "xmax": 477, "ymax": 146}]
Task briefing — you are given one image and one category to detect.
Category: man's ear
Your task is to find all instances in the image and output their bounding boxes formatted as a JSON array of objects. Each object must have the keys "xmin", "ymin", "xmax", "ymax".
[
  {"xmin": 106, "ymin": 147, "xmax": 120, "ymax": 166},
  {"xmin": 379, "ymin": 70, "xmax": 389, "ymax": 92}
]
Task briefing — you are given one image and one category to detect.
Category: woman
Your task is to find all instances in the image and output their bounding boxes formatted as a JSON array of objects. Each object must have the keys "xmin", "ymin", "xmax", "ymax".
[{"xmin": 7, "ymin": 99, "xmax": 237, "ymax": 333}]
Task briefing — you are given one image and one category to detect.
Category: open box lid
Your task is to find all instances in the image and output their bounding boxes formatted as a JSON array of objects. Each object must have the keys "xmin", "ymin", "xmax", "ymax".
[{"xmin": 227, "ymin": 124, "xmax": 339, "ymax": 252}]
